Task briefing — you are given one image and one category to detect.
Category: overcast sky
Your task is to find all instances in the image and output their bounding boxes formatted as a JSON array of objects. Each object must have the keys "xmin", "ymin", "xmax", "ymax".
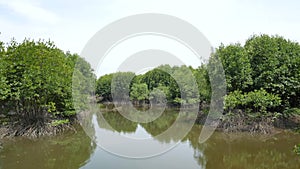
[{"xmin": 1, "ymin": 0, "xmax": 300, "ymax": 75}]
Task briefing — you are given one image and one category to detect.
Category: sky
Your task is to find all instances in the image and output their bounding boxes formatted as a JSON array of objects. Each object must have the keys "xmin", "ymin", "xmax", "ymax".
[{"xmin": 1, "ymin": 0, "xmax": 300, "ymax": 76}]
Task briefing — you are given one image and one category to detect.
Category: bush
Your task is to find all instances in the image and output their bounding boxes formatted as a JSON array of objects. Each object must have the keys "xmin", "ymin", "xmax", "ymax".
[
  {"xmin": 51, "ymin": 119, "xmax": 70, "ymax": 126},
  {"xmin": 225, "ymin": 89, "xmax": 282, "ymax": 115},
  {"xmin": 283, "ymin": 108, "xmax": 300, "ymax": 117},
  {"xmin": 0, "ymin": 39, "xmax": 95, "ymax": 126}
]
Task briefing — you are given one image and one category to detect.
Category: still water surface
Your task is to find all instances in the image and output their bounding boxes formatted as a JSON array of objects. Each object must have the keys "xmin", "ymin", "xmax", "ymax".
[{"xmin": 1, "ymin": 110, "xmax": 300, "ymax": 169}]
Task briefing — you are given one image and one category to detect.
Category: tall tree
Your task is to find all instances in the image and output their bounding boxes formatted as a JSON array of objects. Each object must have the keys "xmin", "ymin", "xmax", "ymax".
[
  {"xmin": 215, "ymin": 44, "xmax": 253, "ymax": 92},
  {"xmin": 130, "ymin": 83, "xmax": 149, "ymax": 104},
  {"xmin": 0, "ymin": 39, "xmax": 95, "ymax": 126},
  {"xmin": 245, "ymin": 35, "xmax": 300, "ymax": 108},
  {"xmin": 96, "ymin": 74, "xmax": 113, "ymax": 102}
]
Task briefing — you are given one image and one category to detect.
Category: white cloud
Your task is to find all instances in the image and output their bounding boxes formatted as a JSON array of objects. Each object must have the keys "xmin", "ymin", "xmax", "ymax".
[
  {"xmin": 0, "ymin": 0, "xmax": 60, "ymax": 24},
  {"xmin": 1, "ymin": 0, "xmax": 300, "ymax": 61}
]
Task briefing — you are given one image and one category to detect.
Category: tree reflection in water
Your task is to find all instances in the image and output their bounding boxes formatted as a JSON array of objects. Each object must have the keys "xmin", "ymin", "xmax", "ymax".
[
  {"xmin": 0, "ymin": 125, "xmax": 96, "ymax": 169},
  {"xmin": 97, "ymin": 109, "xmax": 300, "ymax": 169},
  {"xmin": 2, "ymin": 109, "xmax": 299, "ymax": 169}
]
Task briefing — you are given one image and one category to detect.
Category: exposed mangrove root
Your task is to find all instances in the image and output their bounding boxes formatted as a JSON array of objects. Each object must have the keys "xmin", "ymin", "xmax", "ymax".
[
  {"xmin": 197, "ymin": 111, "xmax": 277, "ymax": 134},
  {"xmin": 0, "ymin": 120, "xmax": 77, "ymax": 139},
  {"xmin": 218, "ymin": 116, "xmax": 275, "ymax": 134}
]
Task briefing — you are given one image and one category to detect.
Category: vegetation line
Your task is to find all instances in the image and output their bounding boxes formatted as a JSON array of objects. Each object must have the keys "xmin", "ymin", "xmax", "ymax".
[{"xmin": 0, "ymin": 34, "xmax": 299, "ymax": 145}]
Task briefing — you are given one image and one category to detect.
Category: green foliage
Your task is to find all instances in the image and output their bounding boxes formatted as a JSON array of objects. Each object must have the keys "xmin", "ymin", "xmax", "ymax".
[
  {"xmin": 0, "ymin": 38, "xmax": 95, "ymax": 125},
  {"xmin": 96, "ymin": 73, "xmax": 113, "ymax": 102},
  {"xmin": 192, "ymin": 65, "xmax": 211, "ymax": 101},
  {"xmin": 141, "ymin": 65, "xmax": 174, "ymax": 90},
  {"xmin": 245, "ymin": 35, "xmax": 300, "ymax": 108},
  {"xmin": 111, "ymin": 72, "xmax": 135, "ymax": 101},
  {"xmin": 139, "ymin": 65, "xmax": 182, "ymax": 104},
  {"xmin": 282, "ymin": 108, "xmax": 300, "ymax": 118},
  {"xmin": 130, "ymin": 83, "xmax": 149, "ymax": 101},
  {"xmin": 171, "ymin": 65, "xmax": 199, "ymax": 105},
  {"xmin": 217, "ymin": 34, "xmax": 300, "ymax": 119},
  {"xmin": 96, "ymin": 65, "xmax": 205, "ymax": 106},
  {"xmin": 63, "ymin": 110, "xmax": 76, "ymax": 116},
  {"xmin": 149, "ymin": 85, "xmax": 170, "ymax": 104},
  {"xmin": 207, "ymin": 51, "xmax": 227, "ymax": 110},
  {"xmin": 294, "ymin": 144, "xmax": 300, "ymax": 156},
  {"xmin": 225, "ymin": 89, "xmax": 282, "ymax": 115},
  {"xmin": 216, "ymin": 43, "xmax": 253, "ymax": 92},
  {"xmin": 0, "ymin": 42, "xmax": 10, "ymax": 102},
  {"xmin": 94, "ymin": 34, "xmax": 300, "ymax": 124},
  {"xmin": 51, "ymin": 119, "xmax": 70, "ymax": 126},
  {"xmin": 71, "ymin": 53, "xmax": 96, "ymax": 111},
  {"xmin": 0, "ymin": 39, "xmax": 73, "ymax": 117},
  {"xmin": 47, "ymin": 102, "xmax": 57, "ymax": 113}
]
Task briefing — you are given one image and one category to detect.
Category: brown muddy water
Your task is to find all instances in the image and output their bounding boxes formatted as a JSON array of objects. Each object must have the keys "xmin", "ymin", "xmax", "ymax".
[{"xmin": 0, "ymin": 110, "xmax": 300, "ymax": 169}]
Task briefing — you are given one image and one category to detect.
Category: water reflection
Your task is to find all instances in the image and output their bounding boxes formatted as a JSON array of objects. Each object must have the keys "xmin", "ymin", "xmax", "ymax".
[
  {"xmin": 0, "ymin": 125, "xmax": 96, "ymax": 169},
  {"xmin": 1, "ymin": 110, "xmax": 300, "ymax": 169},
  {"xmin": 194, "ymin": 132, "xmax": 300, "ymax": 169},
  {"xmin": 93, "ymin": 110, "xmax": 300, "ymax": 169},
  {"xmin": 101, "ymin": 111, "xmax": 138, "ymax": 133}
]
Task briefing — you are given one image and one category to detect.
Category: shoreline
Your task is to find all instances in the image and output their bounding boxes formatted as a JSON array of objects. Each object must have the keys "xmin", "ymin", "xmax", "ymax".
[
  {"xmin": 1, "ymin": 106, "xmax": 299, "ymax": 139},
  {"xmin": 0, "ymin": 119, "xmax": 77, "ymax": 140},
  {"xmin": 0, "ymin": 117, "xmax": 296, "ymax": 143}
]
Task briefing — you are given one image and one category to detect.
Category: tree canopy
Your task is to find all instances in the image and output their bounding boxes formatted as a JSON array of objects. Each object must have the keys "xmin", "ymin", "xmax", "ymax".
[
  {"xmin": 0, "ymin": 39, "xmax": 95, "ymax": 129},
  {"xmin": 96, "ymin": 34, "xmax": 300, "ymax": 121}
]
